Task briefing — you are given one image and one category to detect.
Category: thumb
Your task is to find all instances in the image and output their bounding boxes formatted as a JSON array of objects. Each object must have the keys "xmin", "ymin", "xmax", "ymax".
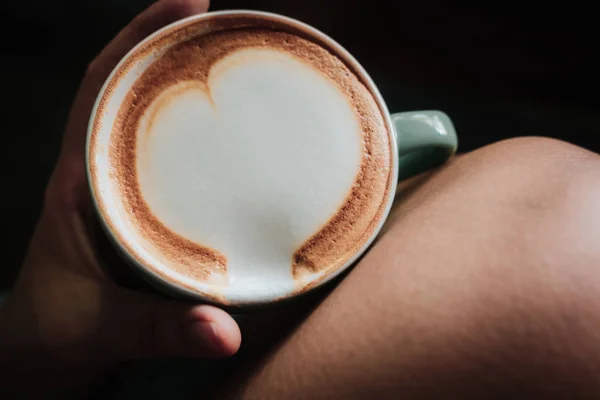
[{"xmin": 102, "ymin": 288, "xmax": 241, "ymax": 361}]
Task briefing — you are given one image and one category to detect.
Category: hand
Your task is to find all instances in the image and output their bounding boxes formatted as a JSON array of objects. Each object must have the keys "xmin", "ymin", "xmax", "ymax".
[{"xmin": 0, "ymin": 0, "xmax": 240, "ymax": 393}]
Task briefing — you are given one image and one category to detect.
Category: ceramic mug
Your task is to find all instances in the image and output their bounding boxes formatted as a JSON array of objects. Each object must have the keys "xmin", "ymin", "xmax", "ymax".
[{"xmin": 86, "ymin": 10, "xmax": 458, "ymax": 309}]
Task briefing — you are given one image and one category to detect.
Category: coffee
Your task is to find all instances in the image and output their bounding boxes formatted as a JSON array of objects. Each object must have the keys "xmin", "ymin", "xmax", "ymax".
[{"xmin": 89, "ymin": 15, "xmax": 394, "ymax": 303}]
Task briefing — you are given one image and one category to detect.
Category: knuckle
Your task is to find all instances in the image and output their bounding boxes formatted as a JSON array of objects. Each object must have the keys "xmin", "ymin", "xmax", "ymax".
[
  {"xmin": 42, "ymin": 167, "xmax": 82, "ymax": 214},
  {"xmin": 42, "ymin": 183, "xmax": 60, "ymax": 211},
  {"xmin": 43, "ymin": 177, "xmax": 67, "ymax": 212}
]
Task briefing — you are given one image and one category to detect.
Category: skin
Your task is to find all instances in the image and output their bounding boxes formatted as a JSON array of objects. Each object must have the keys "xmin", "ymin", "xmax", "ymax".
[
  {"xmin": 213, "ymin": 137, "xmax": 600, "ymax": 399},
  {"xmin": 2, "ymin": 0, "xmax": 600, "ymax": 398}
]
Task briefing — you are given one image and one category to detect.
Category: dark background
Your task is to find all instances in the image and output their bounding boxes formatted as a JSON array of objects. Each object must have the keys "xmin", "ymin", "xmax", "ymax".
[{"xmin": 1, "ymin": 0, "xmax": 599, "ymax": 289}]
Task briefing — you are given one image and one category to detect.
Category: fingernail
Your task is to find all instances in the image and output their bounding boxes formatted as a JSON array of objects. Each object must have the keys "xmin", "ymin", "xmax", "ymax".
[{"xmin": 188, "ymin": 320, "xmax": 222, "ymax": 355}]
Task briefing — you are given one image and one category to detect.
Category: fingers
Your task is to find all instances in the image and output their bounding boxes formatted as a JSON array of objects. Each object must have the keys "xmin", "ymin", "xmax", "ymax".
[
  {"xmin": 61, "ymin": 0, "xmax": 210, "ymax": 160},
  {"xmin": 103, "ymin": 288, "xmax": 241, "ymax": 361},
  {"xmin": 187, "ymin": 305, "xmax": 242, "ymax": 356},
  {"xmin": 85, "ymin": 0, "xmax": 210, "ymax": 90}
]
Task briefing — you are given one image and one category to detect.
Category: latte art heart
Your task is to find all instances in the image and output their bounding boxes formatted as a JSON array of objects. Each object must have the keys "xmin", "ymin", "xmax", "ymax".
[
  {"xmin": 137, "ymin": 48, "xmax": 363, "ymax": 298},
  {"xmin": 93, "ymin": 26, "xmax": 392, "ymax": 303}
]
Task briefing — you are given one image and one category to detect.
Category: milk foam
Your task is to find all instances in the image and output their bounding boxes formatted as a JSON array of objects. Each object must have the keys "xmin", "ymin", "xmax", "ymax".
[{"xmin": 136, "ymin": 48, "xmax": 362, "ymax": 298}]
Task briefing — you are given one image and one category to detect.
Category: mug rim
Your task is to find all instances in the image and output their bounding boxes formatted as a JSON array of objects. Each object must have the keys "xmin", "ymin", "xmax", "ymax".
[{"xmin": 85, "ymin": 9, "xmax": 400, "ymax": 308}]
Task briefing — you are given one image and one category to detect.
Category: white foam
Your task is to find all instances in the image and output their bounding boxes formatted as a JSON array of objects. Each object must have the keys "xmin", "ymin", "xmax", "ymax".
[{"xmin": 135, "ymin": 48, "xmax": 362, "ymax": 298}]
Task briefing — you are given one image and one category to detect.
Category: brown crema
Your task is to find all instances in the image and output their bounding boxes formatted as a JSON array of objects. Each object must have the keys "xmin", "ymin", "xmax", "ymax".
[{"xmin": 90, "ymin": 15, "xmax": 393, "ymax": 293}]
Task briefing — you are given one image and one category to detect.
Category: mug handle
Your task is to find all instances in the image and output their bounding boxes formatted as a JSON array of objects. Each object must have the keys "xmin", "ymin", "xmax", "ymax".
[{"xmin": 392, "ymin": 111, "xmax": 458, "ymax": 181}]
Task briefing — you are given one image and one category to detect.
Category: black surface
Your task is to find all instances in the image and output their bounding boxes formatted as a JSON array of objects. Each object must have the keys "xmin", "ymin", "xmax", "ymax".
[{"xmin": 1, "ymin": 0, "xmax": 599, "ymax": 289}]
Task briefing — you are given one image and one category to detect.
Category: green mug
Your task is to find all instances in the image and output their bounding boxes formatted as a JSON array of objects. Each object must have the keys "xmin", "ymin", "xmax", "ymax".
[{"xmin": 86, "ymin": 10, "xmax": 458, "ymax": 309}]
